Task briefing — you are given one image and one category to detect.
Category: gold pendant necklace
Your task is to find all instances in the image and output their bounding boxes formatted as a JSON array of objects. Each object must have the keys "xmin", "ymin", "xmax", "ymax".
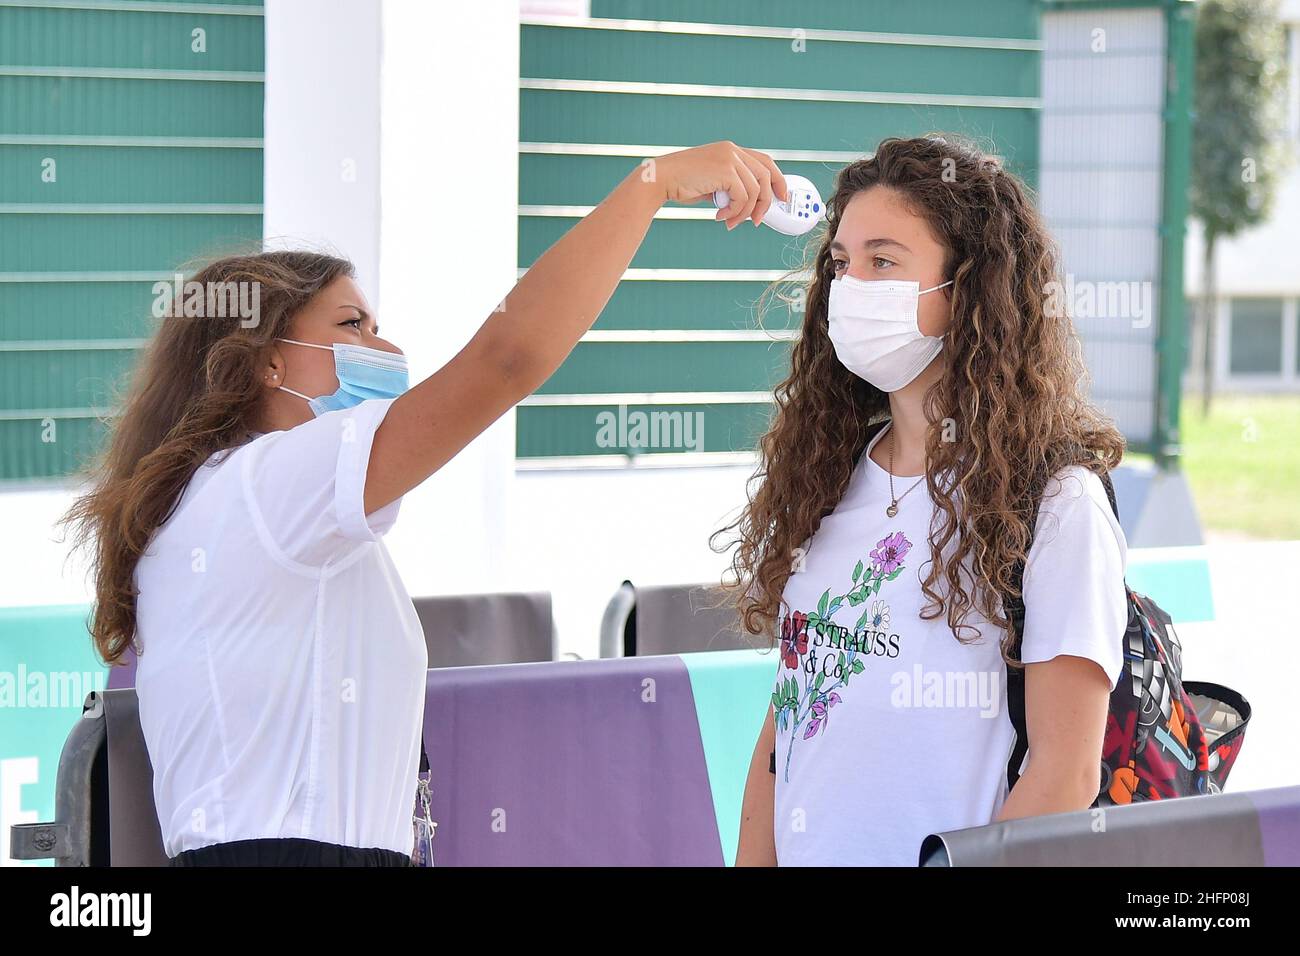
[{"xmin": 885, "ymin": 427, "xmax": 926, "ymax": 518}]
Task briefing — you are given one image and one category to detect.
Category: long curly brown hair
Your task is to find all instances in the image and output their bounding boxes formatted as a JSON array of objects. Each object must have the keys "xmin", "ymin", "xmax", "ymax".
[
  {"xmin": 712, "ymin": 134, "xmax": 1126, "ymax": 668},
  {"xmin": 61, "ymin": 250, "xmax": 355, "ymax": 668}
]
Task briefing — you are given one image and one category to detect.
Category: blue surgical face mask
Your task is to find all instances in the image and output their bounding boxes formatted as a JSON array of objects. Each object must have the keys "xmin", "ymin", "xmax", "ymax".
[{"xmin": 275, "ymin": 337, "xmax": 410, "ymax": 416}]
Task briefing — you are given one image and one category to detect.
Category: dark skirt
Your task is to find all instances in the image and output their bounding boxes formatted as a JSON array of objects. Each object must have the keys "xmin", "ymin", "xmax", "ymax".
[{"xmin": 167, "ymin": 837, "xmax": 415, "ymax": 867}]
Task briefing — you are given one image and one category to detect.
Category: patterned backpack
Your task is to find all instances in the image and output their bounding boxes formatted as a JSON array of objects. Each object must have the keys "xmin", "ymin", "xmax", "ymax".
[{"xmin": 1003, "ymin": 467, "xmax": 1251, "ymax": 805}]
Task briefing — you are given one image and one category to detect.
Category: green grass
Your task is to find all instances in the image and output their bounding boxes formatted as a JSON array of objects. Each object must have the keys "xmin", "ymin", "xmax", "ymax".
[{"xmin": 1167, "ymin": 394, "xmax": 1300, "ymax": 541}]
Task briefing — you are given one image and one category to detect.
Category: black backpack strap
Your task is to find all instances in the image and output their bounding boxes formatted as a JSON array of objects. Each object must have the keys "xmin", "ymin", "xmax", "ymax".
[
  {"xmin": 1003, "ymin": 464, "xmax": 1119, "ymax": 793},
  {"xmin": 1097, "ymin": 468, "xmax": 1120, "ymax": 523},
  {"xmin": 1003, "ymin": 558, "xmax": 1030, "ymax": 793},
  {"xmin": 1003, "ymin": 466, "xmax": 1049, "ymax": 793}
]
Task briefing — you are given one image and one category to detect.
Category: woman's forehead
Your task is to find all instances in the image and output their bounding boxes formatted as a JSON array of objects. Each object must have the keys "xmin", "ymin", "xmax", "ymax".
[
  {"xmin": 834, "ymin": 188, "xmax": 943, "ymax": 254},
  {"xmin": 302, "ymin": 277, "xmax": 371, "ymax": 316}
]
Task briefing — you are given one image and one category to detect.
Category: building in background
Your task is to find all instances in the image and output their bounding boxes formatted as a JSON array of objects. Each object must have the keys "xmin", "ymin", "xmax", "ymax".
[
  {"xmin": 0, "ymin": 0, "xmax": 1202, "ymax": 642},
  {"xmin": 0, "ymin": 0, "xmax": 1208, "ymax": 865},
  {"xmin": 1184, "ymin": 0, "xmax": 1300, "ymax": 395}
]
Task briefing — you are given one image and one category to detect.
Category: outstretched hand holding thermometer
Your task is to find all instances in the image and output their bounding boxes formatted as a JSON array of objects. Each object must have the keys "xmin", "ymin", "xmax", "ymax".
[
  {"xmin": 714, "ymin": 174, "xmax": 826, "ymax": 236},
  {"xmin": 655, "ymin": 141, "xmax": 791, "ymax": 229},
  {"xmin": 363, "ymin": 141, "xmax": 790, "ymax": 511}
]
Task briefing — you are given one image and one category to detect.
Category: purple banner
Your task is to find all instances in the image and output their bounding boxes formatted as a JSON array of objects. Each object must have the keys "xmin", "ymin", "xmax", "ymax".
[{"xmin": 421, "ymin": 655, "xmax": 724, "ymax": 866}]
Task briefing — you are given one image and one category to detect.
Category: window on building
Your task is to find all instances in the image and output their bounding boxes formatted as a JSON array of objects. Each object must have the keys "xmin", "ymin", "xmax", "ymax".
[{"xmin": 1228, "ymin": 298, "xmax": 1284, "ymax": 375}]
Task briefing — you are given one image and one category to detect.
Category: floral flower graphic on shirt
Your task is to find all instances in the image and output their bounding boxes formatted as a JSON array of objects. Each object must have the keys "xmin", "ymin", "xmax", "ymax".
[
  {"xmin": 772, "ymin": 531, "xmax": 913, "ymax": 782},
  {"xmin": 780, "ymin": 611, "xmax": 809, "ymax": 669},
  {"xmin": 871, "ymin": 531, "xmax": 910, "ymax": 576},
  {"xmin": 868, "ymin": 600, "xmax": 890, "ymax": 630}
]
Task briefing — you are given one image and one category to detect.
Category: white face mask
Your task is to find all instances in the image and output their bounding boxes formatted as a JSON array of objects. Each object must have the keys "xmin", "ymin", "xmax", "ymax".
[{"xmin": 826, "ymin": 275, "xmax": 953, "ymax": 392}]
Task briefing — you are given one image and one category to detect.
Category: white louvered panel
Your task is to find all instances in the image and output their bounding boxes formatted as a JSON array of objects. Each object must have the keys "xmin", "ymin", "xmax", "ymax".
[
  {"xmin": 1051, "ymin": 226, "xmax": 1160, "ymax": 281},
  {"xmin": 1080, "ymin": 338, "xmax": 1158, "ymax": 396},
  {"xmin": 1041, "ymin": 53, "xmax": 1165, "ymax": 111},
  {"xmin": 1039, "ymin": 169, "xmax": 1162, "ymax": 224},
  {"xmin": 1039, "ymin": 114, "xmax": 1164, "ymax": 166},
  {"xmin": 1068, "ymin": 299, "xmax": 1161, "ymax": 345},
  {"xmin": 1041, "ymin": 6, "xmax": 1171, "ymax": 52},
  {"xmin": 1040, "ymin": 6, "xmax": 1167, "ymax": 447}
]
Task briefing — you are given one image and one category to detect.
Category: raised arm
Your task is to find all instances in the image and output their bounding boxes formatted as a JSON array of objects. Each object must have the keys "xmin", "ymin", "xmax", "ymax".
[{"xmin": 364, "ymin": 142, "xmax": 788, "ymax": 514}]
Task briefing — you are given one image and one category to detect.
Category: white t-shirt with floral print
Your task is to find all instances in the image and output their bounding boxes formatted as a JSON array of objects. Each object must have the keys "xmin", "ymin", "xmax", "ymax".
[{"xmin": 771, "ymin": 420, "xmax": 1128, "ymax": 866}]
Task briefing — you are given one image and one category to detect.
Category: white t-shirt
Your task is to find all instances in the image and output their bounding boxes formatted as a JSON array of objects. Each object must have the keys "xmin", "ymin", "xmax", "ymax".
[
  {"xmin": 772, "ymin": 420, "xmax": 1127, "ymax": 866},
  {"xmin": 134, "ymin": 397, "xmax": 428, "ymax": 858}
]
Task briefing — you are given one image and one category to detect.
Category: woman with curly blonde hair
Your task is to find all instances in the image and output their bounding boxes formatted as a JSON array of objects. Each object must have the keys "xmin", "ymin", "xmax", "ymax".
[{"xmin": 725, "ymin": 135, "xmax": 1130, "ymax": 866}]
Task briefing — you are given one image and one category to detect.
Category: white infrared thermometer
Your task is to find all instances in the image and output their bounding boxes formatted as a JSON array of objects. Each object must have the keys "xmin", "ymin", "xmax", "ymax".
[{"xmin": 713, "ymin": 173, "xmax": 825, "ymax": 236}]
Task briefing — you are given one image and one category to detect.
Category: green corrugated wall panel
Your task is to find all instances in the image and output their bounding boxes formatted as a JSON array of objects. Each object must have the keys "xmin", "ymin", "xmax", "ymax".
[
  {"xmin": 522, "ymin": 217, "xmax": 819, "ymax": 272},
  {"xmin": 0, "ymin": 347, "xmax": 137, "ymax": 410},
  {"xmin": 519, "ymin": 1, "xmax": 1042, "ymax": 460},
  {"xmin": 590, "ymin": 0, "xmax": 1040, "ymax": 39},
  {"xmin": 589, "ymin": 282, "xmax": 802, "ymax": 333},
  {"xmin": 0, "ymin": 77, "xmax": 263, "ymax": 137},
  {"xmin": 520, "ymin": 154, "xmax": 841, "ymax": 208},
  {"xmin": 521, "ymin": 92, "xmax": 1039, "ymax": 167},
  {"xmin": 537, "ymin": 341, "xmax": 793, "ymax": 394},
  {"xmin": 0, "ymin": 281, "xmax": 161, "ymax": 341},
  {"xmin": 0, "ymin": 1, "xmax": 264, "ymax": 480},
  {"xmin": 0, "ymin": 417, "xmax": 108, "ymax": 480},
  {"xmin": 517, "ymin": 403, "xmax": 774, "ymax": 458},
  {"xmin": 0, "ymin": 146, "xmax": 262, "ymax": 202},
  {"xmin": 0, "ymin": 6, "xmax": 264, "ymax": 71},
  {"xmin": 521, "ymin": 25, "xmax": 1038, "ymax": 98},
  {"xmin": 0, "ymin": 214, "xmax": 261, "ymax": 271}
]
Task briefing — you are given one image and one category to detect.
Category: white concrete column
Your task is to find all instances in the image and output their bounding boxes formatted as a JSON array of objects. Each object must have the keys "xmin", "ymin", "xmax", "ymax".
[
  {"xmin": 263, "ymin": 0, "xmax": 382, "ymax": 296},
  {"xmin": 376, "ymin": 0, "xmax": 520, "ymax": 596}
]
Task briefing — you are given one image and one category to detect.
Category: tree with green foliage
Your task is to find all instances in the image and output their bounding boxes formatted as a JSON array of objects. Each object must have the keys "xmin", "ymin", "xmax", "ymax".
[{"xmin": 1189, "ymin": 0, "xmax": 1290, "ymax": 416}]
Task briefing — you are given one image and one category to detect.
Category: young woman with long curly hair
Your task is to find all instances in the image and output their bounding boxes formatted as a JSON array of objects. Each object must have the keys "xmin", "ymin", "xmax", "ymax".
[{"xmin": 726, "ymin": 135, "xmax": 1129, "ymax": 866}]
